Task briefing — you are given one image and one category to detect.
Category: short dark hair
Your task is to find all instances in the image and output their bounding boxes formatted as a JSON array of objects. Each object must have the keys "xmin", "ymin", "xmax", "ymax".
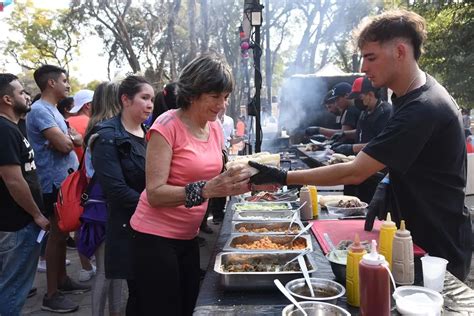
[
  {"xmin": 118, "ymin": 75, "xmax": 151, "ymax": 107},
  {"xmin": 0, "ymin": 73, "xmax": 19, "ymax": 99},
  {"xmin": 57, "ymin": 97, "xmax": 74, "ymax": 117},
  {"xmin": 33, "ymin": 65, "xmax": 67, "ymax": 92},
  {"xmin": 355, "ymin": 9, "xmax": 427, "ymax": 61},
  {"xmin": 177, "ymin": 54, "xmax": 234, "ymax": 109},
  {"xmin": 151, "ymin": 82, "xmax": 178, "ymax": 122}
]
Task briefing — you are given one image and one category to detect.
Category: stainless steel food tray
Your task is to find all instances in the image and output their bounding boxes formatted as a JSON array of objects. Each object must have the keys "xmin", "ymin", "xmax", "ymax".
[
  {"xmin": 232, "ymin": 221, "xmax": 302, "ymax": 235},
  {"xmin": 232, "ymin": 201, "xmax": 293, "ymax": 212},
  {"xmin": 223, "ymin": 234, "xmax": 312, "ymax": 252},
  {"xmin": 232, "ymin": 209, "xmax": 298, "ymax": 222},
  {"xmin": 214, "ymin": 251, "xmax": 317, "ymax": 290}
]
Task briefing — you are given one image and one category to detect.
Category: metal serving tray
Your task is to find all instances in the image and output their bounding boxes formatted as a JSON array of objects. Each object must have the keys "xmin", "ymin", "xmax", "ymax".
[
  {"xmin": 232, "ymin": 202, "xmax": 293, "ymax": 212},
  {"xmin": 232, "ymin": 221, "xmax": 302, "ymax": 235},
  {"xmin": 232, "ymin": 209, "xmax": 298, "ymax": 222},
  {"xmin": 223, "ymin": 234, "xmax": 312, "ymax": 252},
  {"xmin": 214, "ymin": 251, "xmax": 317, "ymax": 290}
]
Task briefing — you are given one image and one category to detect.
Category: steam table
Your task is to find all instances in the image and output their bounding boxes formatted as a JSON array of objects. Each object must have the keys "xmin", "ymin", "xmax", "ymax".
[{"xmin": 193, "ymin": 199, "xmax": 474, "ymax": 315}]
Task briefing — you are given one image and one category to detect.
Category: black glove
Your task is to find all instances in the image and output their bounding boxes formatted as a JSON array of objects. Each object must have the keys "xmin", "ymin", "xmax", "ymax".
[
  {"xmin": 364, "ymin": 181, "xmax": 389, "ymax": 231},
  {"xmin": 332, "ymin": 144, "xmax": 354, "ymax": 156},
  {"xmin": 330, "ymin": 131, "xmax": 345, "ymax": 142},
  {"xmin": 305, "ymin": 126, "xmax": 320, "ymax": 136},
  {"xmin": 310, "ymin": 134, "xmax": 327, "ymax": 143},
  {"xmin": 248, "ymin": 161, "xmax": 287, "ymax": 185}
]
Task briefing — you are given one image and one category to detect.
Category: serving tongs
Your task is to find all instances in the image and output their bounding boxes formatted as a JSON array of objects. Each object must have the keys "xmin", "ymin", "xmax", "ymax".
[
  {"xmin": 287, "ymin": 201, "xmax": 306, "ymax": 232},
  {"xmin": 284, "ymin": 222, "xmax": 314, "ymax": 249},
  {"xmin": 282, "ymin": 249, "xmax": 312, "ymax": 268}
]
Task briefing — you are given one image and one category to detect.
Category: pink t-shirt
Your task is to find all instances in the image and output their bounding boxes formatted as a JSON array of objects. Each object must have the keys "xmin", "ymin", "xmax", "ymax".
[{"xmin": 130, "ymin": 110, "xmax": 223, "ymax": 240}]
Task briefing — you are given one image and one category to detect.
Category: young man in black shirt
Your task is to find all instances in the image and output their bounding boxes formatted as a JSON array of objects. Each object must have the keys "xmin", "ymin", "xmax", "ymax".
[
  {"xmin": 249, "ymin": 9, "xmax": 472, "ymax": 281},
  {"xmin": 333, "ymin": 76, "xmax": 392, "ymax": 156},
  {"xmin": 305, "ymin": 82, "xmax": 361, "ymax": 140},
  {"xmin": 0, "ymin": 73, "xmax": 50, "ymax": 315}
]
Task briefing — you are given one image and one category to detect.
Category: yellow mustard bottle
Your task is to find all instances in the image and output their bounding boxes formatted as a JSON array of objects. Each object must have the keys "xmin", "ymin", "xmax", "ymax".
[
  {"xmin": 346, "ymin": 233, "xmax": 366, "ymax": 307},
  {"xmin": 308, "ymin": 186, "xmax": 318, "ymax": 218},
  {"xmin": 378, "ymin": 212, "xmax": 397, "ymax": 270}
]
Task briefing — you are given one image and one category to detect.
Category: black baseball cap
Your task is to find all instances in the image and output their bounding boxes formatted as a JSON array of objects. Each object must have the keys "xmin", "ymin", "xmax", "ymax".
[
  {"xmin": 325, "ymin": 82, "xmax": 352, "ymax": 103},
  {"xmin": 347, "ymin": 76, "xmax": 379, "ymax": 99}
]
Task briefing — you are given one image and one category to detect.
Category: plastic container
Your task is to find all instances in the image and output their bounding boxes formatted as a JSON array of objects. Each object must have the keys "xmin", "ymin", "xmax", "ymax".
[
  {"xmin": 299, "ymin": 186, "xmax": 313, "ymax": 220},
  {"xmin": 308, "ymin": 186, "xmax": 318, "ymax": 218},
  {"xmin": 392, "ymin": 220, "xmax": 414, "ymax": 285},
  {"xmin": 325, "ymin": 201, "xmax": 368, "ymax": 216},
  {"xmin": 378, "ymin": 212, "xmax": 397, "ymax": 270},
  {"xmin": 359, "ymin": 240, "xmax": 391, "ymax": 316},
  {"xmin": 393, "ymin": 286, "xmax": 443, "ymax": 315},
  {"xmin": 346, "ymin": 234, "xmax": 366, "ymax": 307},
  {"xmin": 421, "ymin": 256, "xmax": 448, "ymax": 292}
]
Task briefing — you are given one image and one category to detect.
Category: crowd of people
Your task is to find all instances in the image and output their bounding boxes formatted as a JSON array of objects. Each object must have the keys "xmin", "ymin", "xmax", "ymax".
[{"xmin": 0, "ymin": 8, "xmax": 471, "ymax": 316}]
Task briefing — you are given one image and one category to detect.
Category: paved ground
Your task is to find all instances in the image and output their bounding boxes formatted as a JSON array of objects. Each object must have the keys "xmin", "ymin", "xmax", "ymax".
[{"xmin": 23, "ymin": 199, "xmax": 474, "ymax": 315}]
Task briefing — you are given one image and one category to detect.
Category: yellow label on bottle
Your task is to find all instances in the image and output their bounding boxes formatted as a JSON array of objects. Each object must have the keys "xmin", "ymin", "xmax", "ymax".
[
  {"xmin": 308, "ymin": 186, "xmax": 318, "ymax": 217},
  {"xmin": 346, "ymin": 250, "xmax": 366, "ymax": 307}
]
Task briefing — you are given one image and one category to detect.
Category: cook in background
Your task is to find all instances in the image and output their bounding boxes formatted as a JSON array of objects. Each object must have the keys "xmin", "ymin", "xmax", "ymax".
[{"xmin": 248, "ymin": 9, "xmax": 472, "ymax": 282}]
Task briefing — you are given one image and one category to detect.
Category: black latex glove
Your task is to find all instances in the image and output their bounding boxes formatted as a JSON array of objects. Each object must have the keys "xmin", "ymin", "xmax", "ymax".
[
  {"xmin": 330, "ymin": 131, "xmax": 345, "ymax": 142},
  {"xmin": 248, "ymin": 161, "xmax": 287, "ymax": 185},
  {"xmin": 364, "ymin": 182, "xmax": 389, "ymax": 231},
  {"xmin": 305, "ymin": 126, "xmax": 320, "ymax": 136},
  {"xmin": 332, "ymin": 144, "xmax": 354, "ymax": 156},
  {"xmin": 311, "ymin": 134, "xmax": 327, "ymax": 143}
]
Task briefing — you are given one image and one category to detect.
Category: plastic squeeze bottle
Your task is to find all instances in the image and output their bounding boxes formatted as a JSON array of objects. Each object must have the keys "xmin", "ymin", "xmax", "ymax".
[
  {"xmin": 392, "ymin": 220, "xmax": 414, "ymax": 285},
  {"xmin": 308, "ymin": 185, "xmax": 318, "ymax": 218},
  {"xmin": 359, "ymin": 240, "xmax": 391, "ymax": 316},
  {"xmin": 346, "ymin": 233, "xmax": 367, "ymax": 307},
  {"xmin": 378, "ymin": 212, "xmax": 397, "ymax": 270},
  {"xmin": 299, "ymin": 186, "xmax": 313, "ymax": 220}
]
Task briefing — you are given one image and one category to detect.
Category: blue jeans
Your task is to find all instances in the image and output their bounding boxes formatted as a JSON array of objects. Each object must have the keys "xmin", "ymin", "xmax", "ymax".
[{"xmin": 0, "ymin": 222, "xmax": 40, "ymax": 316}]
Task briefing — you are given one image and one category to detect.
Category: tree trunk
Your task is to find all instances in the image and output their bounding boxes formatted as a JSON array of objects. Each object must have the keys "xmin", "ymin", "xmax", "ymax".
[
  {"xmin": 188, "ymin": 0, "xmax": 197, "ymax": 60},
  {"xmin": 200, "ymin": 0, "xmax": 209, "ymax": 54}
]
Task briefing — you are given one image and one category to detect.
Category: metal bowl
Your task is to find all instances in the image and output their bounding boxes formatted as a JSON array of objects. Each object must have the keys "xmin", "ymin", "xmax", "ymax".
[
  {"xmin": 325, "ymin": 253, "xmax": 346, "ymax": 284},
  {"xmin": 282, "ymin": 301, "xmax": 350, "ymax": 316},
  {"xmin": 285, "ymin": 278, "xmax": 345, "ymax": 304}
]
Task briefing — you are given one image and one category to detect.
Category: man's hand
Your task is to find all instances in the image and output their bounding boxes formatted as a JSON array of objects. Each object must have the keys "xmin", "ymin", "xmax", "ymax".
[
  {"xmin": 364, "ymin": 181, "xmax": 389, "ymax": 231},
  {"xmin": 248, "ymin": 161, "xmax": 287, "ymax": 185},
  {"xmin": 330, "ymin": 131, "xmax": 345, "ymax": 142},
  {"xmin": 305, "ymin": 126, "xmax": 320, "ymax": 136},
  {"xmin": 333, "ymin": 144, "xmax": 354, "ymax": 156},
  {"xmin": 68, "ymin": 127, "xmax": 83, "ymax": 147},
  {"xmin": 33, "ymin": 213, "xmax": 50, "ymax": 231}
]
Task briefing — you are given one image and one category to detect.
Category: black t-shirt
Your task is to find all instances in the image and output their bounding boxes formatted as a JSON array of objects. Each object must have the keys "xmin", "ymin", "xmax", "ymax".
[
  {"xmin": 0, "ymin": 117, "xmax": 44, "ymax": 231},
  {"xmin": 363, "ymin": 74, "xmax": 471, "ymax": 280},
  {"xmin": 356, "ymin": 101, "xmax": 392, "ymax": 143},
  {"xmin": 341, "ymin": 105, "xmax": 360, "ymax": 129},
  {"xmin": 127, "ymin": 132, "xmax": 146, "ymax": 157}
]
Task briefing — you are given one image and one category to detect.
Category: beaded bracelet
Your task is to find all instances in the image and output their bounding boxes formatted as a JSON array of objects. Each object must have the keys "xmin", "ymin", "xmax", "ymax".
[{"xmin": 184, "ymin": 180, "xmax": 207, "ymax": 208}]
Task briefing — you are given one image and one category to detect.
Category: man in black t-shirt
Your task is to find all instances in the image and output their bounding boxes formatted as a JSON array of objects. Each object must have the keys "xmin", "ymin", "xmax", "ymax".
[
  {"xmin": 306, "ymin": 82, "xmax": 361, "ymax": 140},
  {"xmin": 249, "ymin": 9, "xmax": 472, "ymax": 281},
  {"xmin": 0, "ymin": 73, "xmax": 50, "ymax": 315},
  {"xmin": 333, "ymin": 76, "xmax": 392, "ymax": 156}
]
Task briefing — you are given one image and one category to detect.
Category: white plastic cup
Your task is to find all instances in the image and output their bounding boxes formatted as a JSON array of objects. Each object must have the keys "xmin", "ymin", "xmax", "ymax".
[{"xmin": 420, "ymin": 256, "xmax": 448, "ymax": 292}]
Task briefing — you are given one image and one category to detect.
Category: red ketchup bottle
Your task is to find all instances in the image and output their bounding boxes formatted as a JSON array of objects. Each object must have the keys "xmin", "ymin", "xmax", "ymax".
[{"xmin": 359, "ymin": 240, "xmax": 391, "ymax": 316}]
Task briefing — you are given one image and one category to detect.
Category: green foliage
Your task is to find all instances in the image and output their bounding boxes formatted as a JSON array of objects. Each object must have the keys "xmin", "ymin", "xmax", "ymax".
[
  {"xmin": 2, "ymin": 0, "xmax": 82, "ymax": 71},
  {"xmin": 84, "ymin": 80, "xmax": 102, "ymax": 92},
  {"xmin": 413, "ymin": 2, "xmax": 474, "ymax": 108}
]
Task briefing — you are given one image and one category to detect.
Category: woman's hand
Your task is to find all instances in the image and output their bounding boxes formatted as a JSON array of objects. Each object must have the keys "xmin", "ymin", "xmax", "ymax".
[{"xmin": 202, "ymin": 165, "xmax": 251, "ymax": 199}]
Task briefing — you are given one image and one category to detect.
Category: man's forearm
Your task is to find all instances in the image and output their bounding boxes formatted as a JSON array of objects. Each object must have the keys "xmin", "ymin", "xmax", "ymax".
[
  {"xmin": 286, "ymin": 162, "xmax": 363, "ymax": 186},
  {"xmin": 318, "ymin": 127, "xmax": 340, "ymax": 138},
  {"xmin": 5, "ymin": 176, "xmax": 44, "ymax": 219}
]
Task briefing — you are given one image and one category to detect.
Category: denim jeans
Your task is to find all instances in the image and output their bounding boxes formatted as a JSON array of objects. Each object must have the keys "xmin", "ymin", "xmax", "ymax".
[{"xmin": 0, "ymin": 222, "xmax": 41, "ymax": 316}]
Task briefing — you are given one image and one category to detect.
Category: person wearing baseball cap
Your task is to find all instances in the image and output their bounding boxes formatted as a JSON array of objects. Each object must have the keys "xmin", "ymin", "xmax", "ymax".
[
  {"xmin": 332, "ymin": 76, "xmax": 392, "ymax": 156},
  {"xmin": 305, "ymin": 82, "xmax": 361, "ymax": 142},
  {"xmin": 67, "ymin": 89, "xmax": 94, "ymax": 159}
]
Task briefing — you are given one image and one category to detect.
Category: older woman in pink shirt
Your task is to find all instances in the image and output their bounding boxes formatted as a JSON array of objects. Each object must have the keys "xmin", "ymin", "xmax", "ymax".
[{"xmin": 130, "ymin": 54, "xmax": 250, "ymax": 315}]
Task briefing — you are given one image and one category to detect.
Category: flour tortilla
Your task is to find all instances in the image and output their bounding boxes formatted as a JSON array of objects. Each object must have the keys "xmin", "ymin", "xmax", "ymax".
[{"xmin": 226, "ymin": 153, "xmax": 280, "ymax": 176}]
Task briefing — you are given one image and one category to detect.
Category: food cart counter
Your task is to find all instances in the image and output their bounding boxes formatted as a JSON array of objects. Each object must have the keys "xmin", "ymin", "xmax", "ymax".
[{"xmin": 193, "ymin": 199, "xmax": 474, "ymax": 316}]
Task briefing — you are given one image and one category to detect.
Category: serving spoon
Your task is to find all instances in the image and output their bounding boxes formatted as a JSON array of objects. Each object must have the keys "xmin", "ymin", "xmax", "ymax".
[
  {"xmin": 288, "ymin": 201, "xmax": 306, "ymax": 232},
  {"xmin": 287, "ymin": 222, "xmax": 314, "ymax": 249},
  {"xmin": 274, "ymin": 279, "xmax": 308, "ymax": 316},
  {"xmin": 298, "ymin": 255, "xmax": 315, "ymax": 297}
]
